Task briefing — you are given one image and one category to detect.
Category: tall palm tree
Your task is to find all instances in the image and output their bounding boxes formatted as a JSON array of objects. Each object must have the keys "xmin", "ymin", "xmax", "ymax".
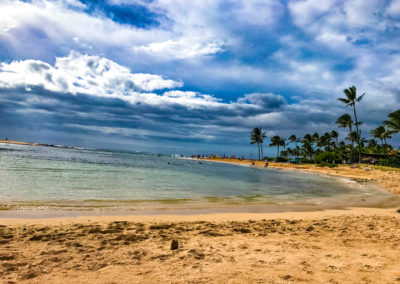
[
  {"xmin": 370, "ymin": 126, "xmax": 386, "ymax": 150},
  {"xmin": 318, "ymin": 132, "xmax": 332, "ymax": 151},
  {"xmin": 289, "ymin": 135, "xmax": 297, "ymax": 147},
  {"xmin": 346, "ymin": 131, "xmax": 358, "ymax": 146},
  {"xmin": 312, "ymin": 132, "xmax": 319, "ymax": 151},
  {"xmin": 330, "ymin": 130, "xmax": 339, "ymax": 147},
  {"xmin": 338, "ymin": 86, "xmax": 365, "ymax": 163},
  {"xmin": 250, "ymin": 127, "xmax": 266, "ymax": 161},
  {"xmin": 259, "ymin": 129, "xmax": 267, "ymax": 159},
  {"xmin": 370, "ymin": 126, "xmax": 392, "ymax": 159},
  {"xmin": 288, "ymin": 135, "xmax": 301, "ymax": 158},
  {"xmin": 336, "ymin": 114, "xmax": 353, "ymax": 134},
  {"xmin": 301, "ymin": 136, "xmax": 313, "ymax": 160},
  {"xmin": 336, "ymin": 113, "xmax": 354, "ymax": 160},
  {"xmin": 270, "ymin": 135, "xmax": 285, "ymax": 159},
  {"xmin": 384, "ymin": 109, "xmax": 400, "ymax": 134},
  {"xmin": 288, "ymin": 134, "xmax": 301, "ymax": 147}
]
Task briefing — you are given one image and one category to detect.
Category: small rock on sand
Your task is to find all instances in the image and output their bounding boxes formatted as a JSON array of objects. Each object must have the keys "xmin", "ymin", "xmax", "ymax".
[
  {"xmin": 397, "ymin": 209, "xmax": 400, "ymax": 213},
  {"xmin": 171, "ymin": 239, "xmax": 179, "ymax": 250}
]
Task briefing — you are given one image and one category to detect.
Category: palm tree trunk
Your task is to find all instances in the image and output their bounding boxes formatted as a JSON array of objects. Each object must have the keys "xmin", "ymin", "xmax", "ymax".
[
  {"xmin": 277, "ymin": 145, "xmax": 279, "ymax": 159},
  {"xmin": 257, "ymin": 142, "xmax": 261, "ymax": 161},
  {"xmin": 260, "ymin": 143, "xmax": 264, "ymax": 160},
  {"xmin": 352, "ymin": 104, "xmax": 362, "ymax": 164},
  {"xmin": 348, "ymin": 125, "xmax": 354, "ymax": 162},
  {"xmin": 383, "ymin": 137, "xmax": 388, "ymax": 162}
]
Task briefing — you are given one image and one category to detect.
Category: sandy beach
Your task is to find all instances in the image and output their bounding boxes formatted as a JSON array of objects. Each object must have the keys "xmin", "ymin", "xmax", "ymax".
[
  {"xmin": 1, "ymin": 208, "xmax": 400, "ymax": 283},
  {"xmin": 1, "ymin": 153, "xmax": 400, "ymax": 283},
  {"xmin": 201, "ymin": 158, "xmax": 400, "ymax": 194}
]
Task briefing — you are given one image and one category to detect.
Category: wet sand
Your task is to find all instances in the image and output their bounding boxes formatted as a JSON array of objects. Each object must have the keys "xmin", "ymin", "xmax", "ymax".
[
  {"xmin": 1, "ymin": 208, "xmax": 400, "ymax": 283},
  {"xmin": 201, "ymin": 158, "xmax": 400, "ymax": 194}
]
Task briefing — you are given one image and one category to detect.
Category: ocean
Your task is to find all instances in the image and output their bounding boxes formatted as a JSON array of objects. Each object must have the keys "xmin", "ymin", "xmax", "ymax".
[{"xmin": 0, "ymin": 143, "xmax": 397, "ymax": 215}]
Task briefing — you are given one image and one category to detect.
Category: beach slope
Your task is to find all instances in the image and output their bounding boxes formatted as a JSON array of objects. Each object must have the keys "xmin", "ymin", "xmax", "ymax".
[{"xmin": 1, "ymin": 208, "xmax": 400, "ymax": 283}]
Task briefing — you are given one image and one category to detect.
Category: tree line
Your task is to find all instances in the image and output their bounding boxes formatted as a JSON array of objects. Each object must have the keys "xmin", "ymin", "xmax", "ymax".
[{"xmin": 250, "ymin": 86, "xmax": 400, "ymax": 167}]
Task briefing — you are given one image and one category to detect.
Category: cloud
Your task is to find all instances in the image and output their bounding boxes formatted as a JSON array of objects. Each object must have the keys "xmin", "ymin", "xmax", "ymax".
[
  {"xmin": 0, "ymin": 51, "xmax": 182, "ymax": 95},
  {"xmin": 133, "ymin": 39, "xmax": 224, "ymax": 59},
  {"xmin": 0, "ymin": 0, "xmax": 399, "ymax": 153},
  {"xmin": 0, "ymin": 52, "xmax": 289, "ymax": 115},
  {"xmin": 237, "ymin": 93, "xmax": 286, "ymax": 110}
]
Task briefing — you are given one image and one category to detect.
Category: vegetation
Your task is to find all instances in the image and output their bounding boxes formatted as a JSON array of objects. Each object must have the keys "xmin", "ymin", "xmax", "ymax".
[
  {"xmin": 250, "ymin": 127, "xmax": 266, "ymax": 161},
  {"xmin": 250, "ymin": 86, "xmax": 400, "ymax": 168},
  {"xmin": 269, "ymin": 135, "xmax": 285, "ymax": 159},
  {"xmin": 337, "ymin": 86, "xmax": 365, "ymax": 164}
]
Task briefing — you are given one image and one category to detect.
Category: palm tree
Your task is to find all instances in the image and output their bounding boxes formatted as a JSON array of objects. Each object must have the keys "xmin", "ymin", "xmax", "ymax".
[
  {"xmin": 370, "ymin": 126, "xmax": 392, "ymax": 159},
  {"xmin": 346, "ymin": 131, "xmax": 358, "ymax": 146},
  {"xmin": 250, "ymin": 127, "xmax": 266, "ymax": 161},
  {"xmin": 370, "ymin": 126, "xmax": 386, "ymax": 150},
  {"xmin": 336, "ymin": 113, "xmax": 354, "ymax": 161},
  {"xmin": 330, "ymin": 130, "xmax": 339, "ymax": 147},
  {"xmin": 289, "ymin": 135, "xmax": 298, "ymax": 147},
  {"xmin": 318, "ymin": 132, "xmax": 332, "ymax": 151},
  {"xmin": 270, "ymin": 135, "xmax": 285, "ymax": 159},
  {"xmin": 338, "ymin": 86, "xmax": 365, "ymax": 163},
  {"xmin": 288, "ymin": 134, "xmax": 301, "ymax": 147},
  {"xmin": 288, "ymin": 135, "xmax": 301, "ymax": 158},
  {"xmin": 336, "ymin": 114, "xmax": 353, "ymax": 134},
  {"xmin": 311, "ymin": 132, "xmax": 319, "ymax": 151},
  {"xmin": 384, "ymin": 109, "xmax": 400, "ymax": 134}
]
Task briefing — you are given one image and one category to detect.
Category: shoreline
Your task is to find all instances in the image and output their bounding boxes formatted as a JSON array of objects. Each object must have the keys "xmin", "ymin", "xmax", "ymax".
[
  {"xmin": 0, "ymin": 206, "xmax": 399, "ymax": 224},
  {"xmin": 198, "ymin": 157, "xmax": 400, "ymax": 194},
  {"xmin": 0, "ymin": 156, "xmax": 398, "ymax": 218}
]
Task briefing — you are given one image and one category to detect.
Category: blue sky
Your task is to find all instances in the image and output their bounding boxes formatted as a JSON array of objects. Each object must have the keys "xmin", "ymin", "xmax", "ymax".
[{"xmin": 0, "ymin": 0, "xmax": 399, "ymax": 156}]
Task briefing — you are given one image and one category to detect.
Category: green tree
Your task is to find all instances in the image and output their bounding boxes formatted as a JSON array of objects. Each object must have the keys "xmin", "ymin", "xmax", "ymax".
[
  {"xmin": 288, "ymin": 135, "xmax": 301, "ymax": 158},
  {"xmin": 250, "ymin": 127, "xmax": 267, "ymax": 161},
  {"xmin": 270, "ymin": 135, "xmax": 285, "ymax": 159},
  {"xmin": 338, "ymin": 86, "xmax": 365, "ymax": 163},
  {"xmin": 289, "ymin": 134, "xmax": 298, "ymax": 147},
  {"xmin": 312, "ymin": 132, "xmax": 320, "ymax": 151},
  {"xmin": 336, "ymin": 114, "xmax": 354, "ymax": 161},
  {"xmin": 302, "ymin": 134, "xmax": 314, "ymax": 159},
  {"xmin": 384, "ymin": 110, "xmax": 400, "ymax": 134},
  {"xmin": 370, "ymin": 126, "xmax": 386, "ymax": 151},
  {"xmin": 370, "ymin": 126, "xmax": 392, "ymax": 158},
  {"xmin": 330, "ymin": 130, "xmax": 339, "ymax": 147}
]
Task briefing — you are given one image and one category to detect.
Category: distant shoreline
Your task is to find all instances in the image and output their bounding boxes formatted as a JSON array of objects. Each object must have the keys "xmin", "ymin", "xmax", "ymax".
[
  {"xmin": 0, "ymin": 139, "xmax": 62, "ymax": 148},
  {"xmin": 197, "ymin": 157, "xmax": 400, "ymax": 195}
]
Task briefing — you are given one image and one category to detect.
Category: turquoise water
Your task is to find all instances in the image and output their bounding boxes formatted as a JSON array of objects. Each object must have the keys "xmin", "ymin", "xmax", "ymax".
[{"xmin": 0, "ymin": 143, "xmax": 397, "ymax": 212}]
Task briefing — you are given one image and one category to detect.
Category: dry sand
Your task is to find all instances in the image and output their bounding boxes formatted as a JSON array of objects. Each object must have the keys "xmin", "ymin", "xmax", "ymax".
[
  {"xmin": 201, "ymin": 158, "xmax": 400, "ymax": 194},
  {"xmin": 1, "ymin": 208, "xmax": 400, "ymax": 283},
  {"xmin": 0, "ymin": 140, "xmax": 34, "ymax": 146}
]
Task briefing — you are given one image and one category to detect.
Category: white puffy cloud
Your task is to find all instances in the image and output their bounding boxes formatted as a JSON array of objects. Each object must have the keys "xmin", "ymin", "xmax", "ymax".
[
  {"xmin": 133, "ymin": 38, "xmax": 224, "ymax": 59},
  {"xmin": 0, "ymin": 52, "xmax": 288, "ymax": 113},
  {"xmin": 0, "ymin": 51, "xmax": 182, "ymax": 95}
]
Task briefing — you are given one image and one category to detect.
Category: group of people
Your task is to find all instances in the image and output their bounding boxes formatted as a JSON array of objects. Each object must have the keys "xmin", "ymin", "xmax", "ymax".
[{"xmin": 250, "ymin": 161, "xmax": 269, "ymax": 167}]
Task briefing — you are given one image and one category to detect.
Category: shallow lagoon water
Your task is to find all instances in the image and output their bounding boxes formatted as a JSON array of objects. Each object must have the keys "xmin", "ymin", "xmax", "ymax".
[{"xmin": 0, "ymin": 143, "xmax": 397, "ymax": 214}]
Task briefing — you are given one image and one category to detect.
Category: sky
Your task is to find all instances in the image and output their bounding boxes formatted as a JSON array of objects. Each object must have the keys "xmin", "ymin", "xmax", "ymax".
[{"xmin": 0, "ymin": 0, "xmax": 399, "ymax": 156}]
